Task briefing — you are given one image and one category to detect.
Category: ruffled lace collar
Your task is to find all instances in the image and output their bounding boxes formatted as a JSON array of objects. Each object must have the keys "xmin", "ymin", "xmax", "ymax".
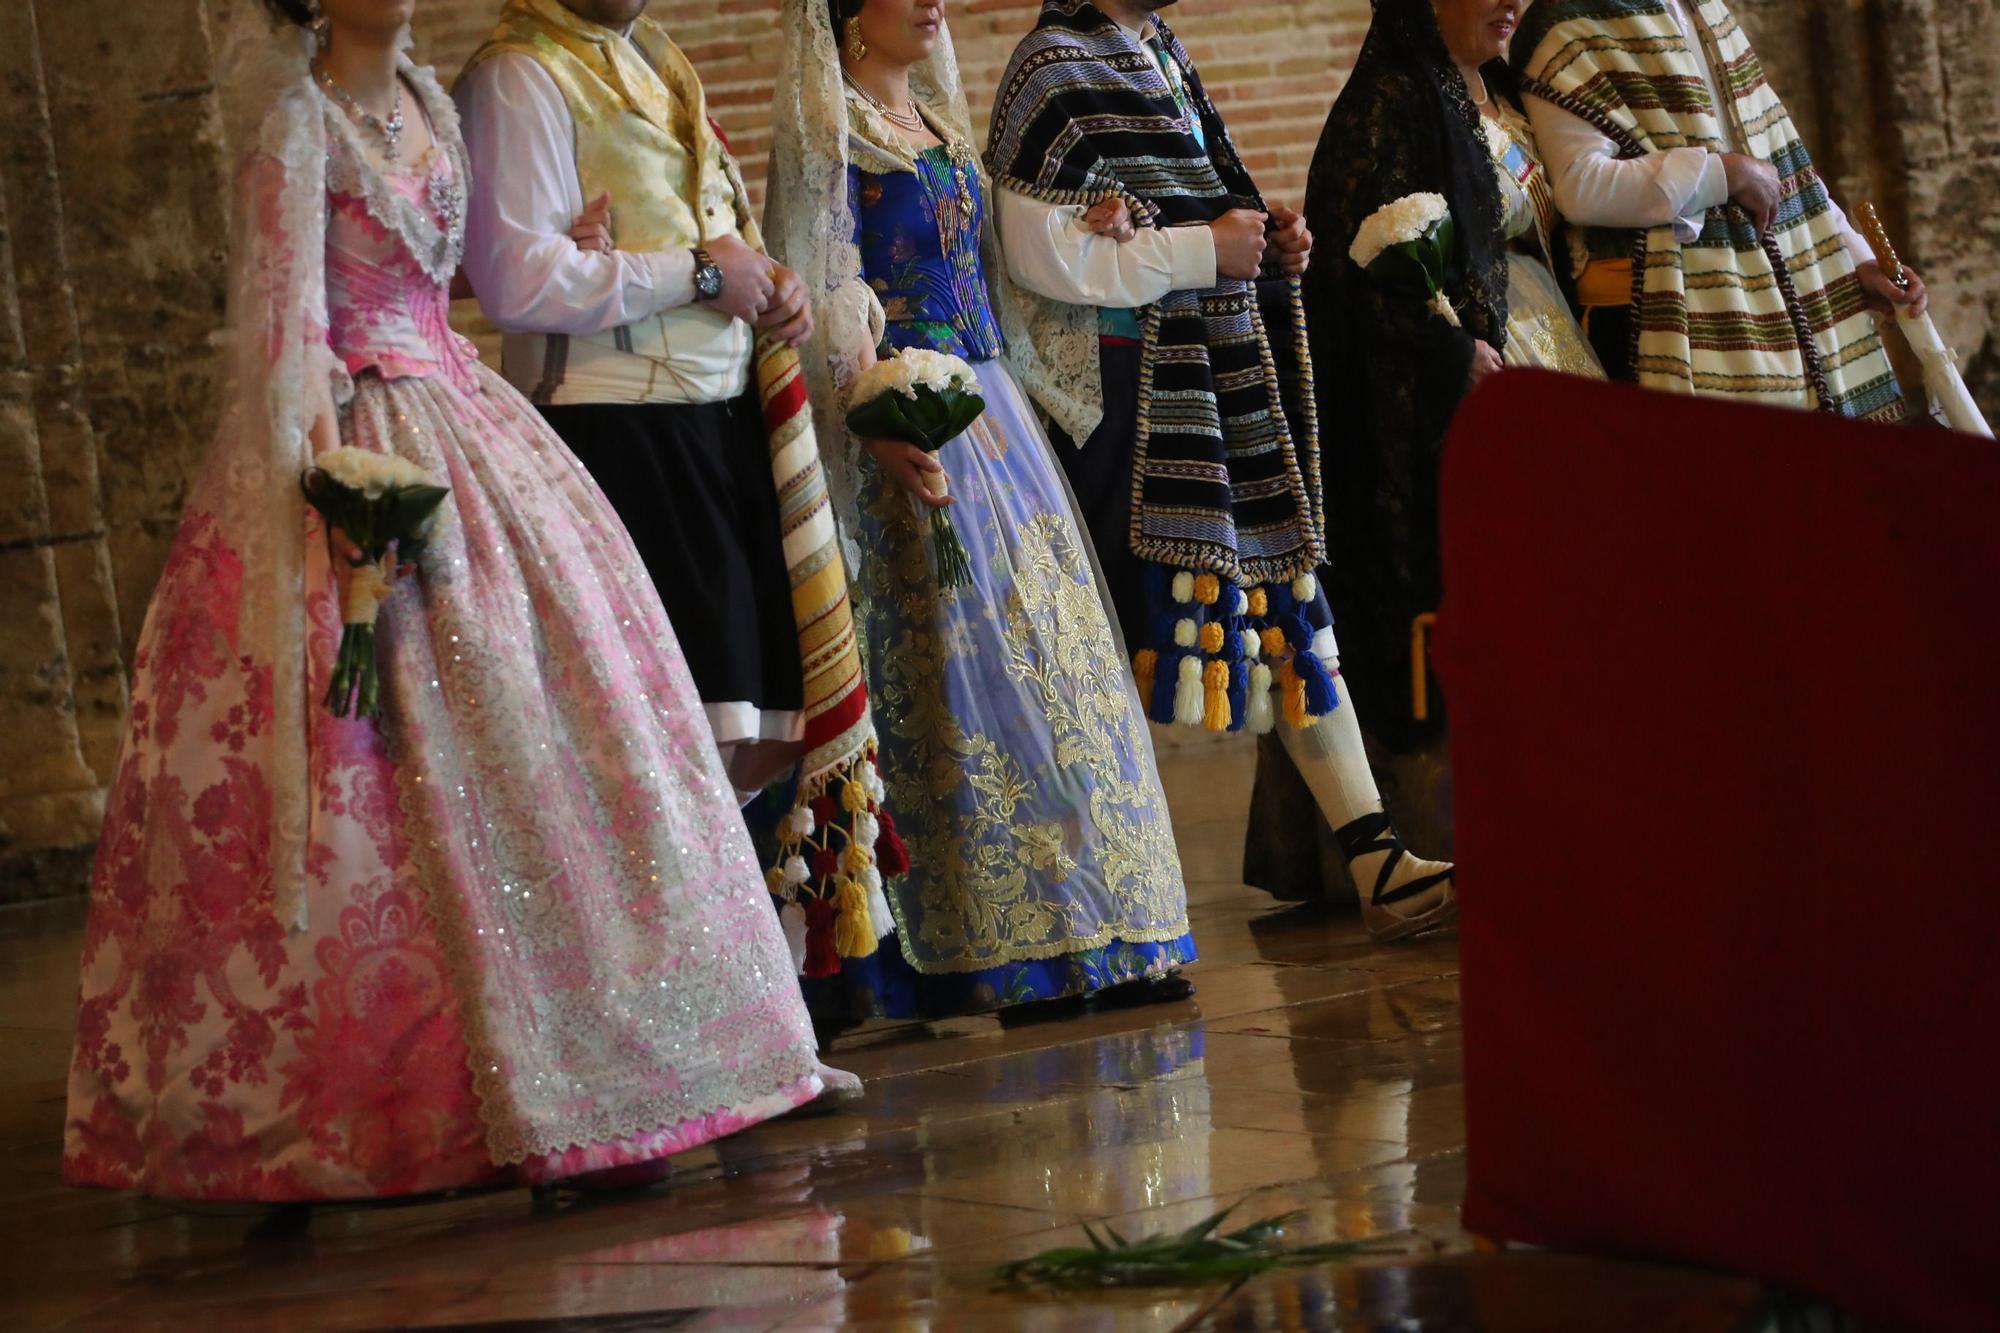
[{"xmin": 320, "ymin": 58, "xmax": 468, "ymax": 284}]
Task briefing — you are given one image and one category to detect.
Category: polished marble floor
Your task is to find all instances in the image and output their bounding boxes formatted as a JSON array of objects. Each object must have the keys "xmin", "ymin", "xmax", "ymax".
[{"xmin": 0, "ymin": 736, "xmax": 1776, "ymax": 1331}]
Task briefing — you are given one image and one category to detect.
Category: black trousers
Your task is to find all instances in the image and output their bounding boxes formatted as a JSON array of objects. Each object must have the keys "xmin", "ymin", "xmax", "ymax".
[{"xmin": 539, "ymin": 396, "xmax": 803, "ymax": 719}]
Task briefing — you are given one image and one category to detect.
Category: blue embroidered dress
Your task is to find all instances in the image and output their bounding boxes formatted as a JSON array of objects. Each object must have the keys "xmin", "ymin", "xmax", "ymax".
[{"xmin": 808, "ymin": 123, "xmax": 1193, "ymax": 1023}]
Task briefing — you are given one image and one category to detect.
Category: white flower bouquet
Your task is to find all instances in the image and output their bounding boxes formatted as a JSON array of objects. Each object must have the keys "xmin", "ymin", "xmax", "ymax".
[
  {"xmin": 300, "ymin": 447, "xmax": 451, "ymax": 720},
  {"xmin": 1349, "ymin": 191, "xmax": 1461, "ymax": 328},
  {"xmin": 846, "ymin": 347, "xmax": 984, "ymax": 590}
]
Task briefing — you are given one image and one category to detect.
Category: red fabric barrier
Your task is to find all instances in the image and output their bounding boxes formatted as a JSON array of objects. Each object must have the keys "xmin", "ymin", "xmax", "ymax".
[{"xmin": 1436, "ymin": 371, "xmax": 2000, "ymax": 1332}]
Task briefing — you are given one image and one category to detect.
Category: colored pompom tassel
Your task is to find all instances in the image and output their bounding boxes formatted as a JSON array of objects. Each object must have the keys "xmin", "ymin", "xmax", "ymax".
[
  {"xmin": 810, "ymin": 794, "xmax": 836, "ymax": 827},
  {"xmin": 842, "ymin": 841, "xmax": 874, "ymax": 878},
  {"xmin": 802, "ymin": 897, "xmax": 841, "ymax": 977},
  {"xmin": 1292, "ymin": 572, "xmax": 1319, "ymax": 603},
  {"xmin": 1294, "ymin": 650, "xmax": 1340, "ymax": 719},
  {"xmin": 765, "ymin": 866, "xmax": 788, "ymax": 897},
  {"xmin": 1133, "ymin": 648, "xmax": 1158, "ymax": 706},
  {"xmin": 1198, "ymin": 621, "xmax": 1225, "ymax": 654},
  {"xmin": 1227, "ymin": 660, "xmax": 1250, "ymax": 732},
  {"xmin": 1241, "ymin": 629, "xmax": 1262, "ymax": 661},
  {"xmin": 1260, "ymin": 626, "xmax": 1289, "ymax": 659},
  {"xmin": 1247, "ymin": 587, "xmax": 1269, "ymax": 618},
  {"xmin": 1228, "ymin": 586, "xmax": 1248, "ymax": 618},
  {"xmin": 1174, "ymin": 617, "xmax": 1198, "ymax": 648},
  {"xmin": 841, "ymin": 778, "xmax": 869, "ymax": 814},
  {"xmin": 1171, "ymin": 571, "xmax": 1195, "ymax": 603},
  {"xmin": 1247, "ymin": 663, "xmax": 1276, "ymax": 733},
  {"xmin": 1193, "ymin": 573, "xmax": 1221, "ymax": 605},
  {"xmin": 1173, "ymin": 654, "xmax": 1205, "ymax": 727},
  {"xmin": 875, "ymin": 809, "xmax": 911, "ymax": 876},
  {"xmin": 1202, "ymin": 659, "xmax": 1232, "ymax": 731},
  {"xmin": 834, "ymin": 876, "xmax": 879, "ymax": 959},
  {"xmin": 863, "ymin": 865, "xmax": 895, "ymax": 940},
  {"xmin": 1279, "ymin": 659, "xmax": 1309, "ymax": 728},
  {"xmin": 812, "ymin": 846, "xmax": 840, "ymax": 880},
  {"xmin": 779, "ymin": 902, "xmax": 809, "ymax": 973}
]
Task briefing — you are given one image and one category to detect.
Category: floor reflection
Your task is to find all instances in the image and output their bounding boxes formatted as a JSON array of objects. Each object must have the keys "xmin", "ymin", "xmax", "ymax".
[{"xmin": 0, "ymin": 737, "xmax": 1768, "ymax": 1330}]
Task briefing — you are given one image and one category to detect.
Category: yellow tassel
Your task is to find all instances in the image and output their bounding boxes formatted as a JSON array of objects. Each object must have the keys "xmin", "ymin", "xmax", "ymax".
[
  {"xmin": 1193, "ymin": 573, "xmax": 1221, "ymax": 605},
  {"xmin": 843, "ymin": 842, "xmax": 874, "ymax": 877},
  {"xmin": 1202, "ymin": 660, "xmax": 1232, "ymax": 731},
  {"xmin": 833, "ymin": 876, "xmax": 878, "ymax": 958},
  {"xmin": 765, "ymin": 866, "xmax": 787, "ymax": 897},
  {"xmin": 1133, "ymin": 648, "xmax": 1157, "ymax": 703},
  {"xmin": 841, "ymin": 780, "xmax": 869, "ymax": 814},
  {"xmin": 1279, "ymin": 660, "xmax": 1309, "ymax": 728},
  {"xmin": 1261, "ymin": 627, "xmax": 1289, "ymax": 659},
  {"xmin": 1198, "ymin": 621, "xmax": 1225, "ymax": 654},
  {"xmin": 1247, "ymin": 588, "xmax": 1269, "ymax": 618}
]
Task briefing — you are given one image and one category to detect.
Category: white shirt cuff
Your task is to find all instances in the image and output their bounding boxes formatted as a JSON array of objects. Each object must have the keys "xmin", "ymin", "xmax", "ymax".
[
  {"xmin": 1169, "ymin": 226, "xmax": 1218, "ymax": 291},
  {"xmin": 1665, "ymin": 149, "xmax": 1728, "ymax": 242},
  {"xmin": 645, "ymin": 247, "xmax": 698, "ymax": 313}
]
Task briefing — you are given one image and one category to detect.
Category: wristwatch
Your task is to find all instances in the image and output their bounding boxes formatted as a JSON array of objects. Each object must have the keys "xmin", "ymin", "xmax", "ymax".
[{"xmin": 691, "ymin": 247, "xmax": 725, "ymax": 302}]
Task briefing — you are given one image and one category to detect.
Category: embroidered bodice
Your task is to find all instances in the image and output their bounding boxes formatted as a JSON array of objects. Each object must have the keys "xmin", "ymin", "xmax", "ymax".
[
  {"xmin": 849, "ymin": 144, "xmax": 1003, "ymax": 363},
  {"xmin": 322, "ymin": 100, "xmax": 479, "ymax": 396}
]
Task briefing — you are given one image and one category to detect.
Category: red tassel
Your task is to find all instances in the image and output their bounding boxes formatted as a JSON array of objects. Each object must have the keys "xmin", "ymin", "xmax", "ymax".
[
  {"xmin": 811, "ymin": 845, "xmax": 840, "ymax": 880},
  {"xmin": 809, "ymin": 794, "xmax": 837, "ymax": 827},
  {"xmin": 875, "ymin": 809, "xmax": 911, "ymax": 876},
  {"xmin": 802, "ymin": 897, "xmax": 841, "ymax": 978}
]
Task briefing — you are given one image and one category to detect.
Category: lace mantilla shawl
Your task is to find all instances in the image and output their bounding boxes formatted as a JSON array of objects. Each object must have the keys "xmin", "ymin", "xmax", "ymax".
[
  {"xmin": 204, "ymin": 12, "xmax": 466, "ymax": 930},
  {"xmin": 764, "ymin": 0, "xmax": 1078, "ymax": 561}
]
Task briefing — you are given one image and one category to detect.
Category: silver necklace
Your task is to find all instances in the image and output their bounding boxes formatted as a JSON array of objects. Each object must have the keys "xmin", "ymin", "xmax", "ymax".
[{"xmin": 316, "ymin": 63, "xmax": 406, "ymax": 161}]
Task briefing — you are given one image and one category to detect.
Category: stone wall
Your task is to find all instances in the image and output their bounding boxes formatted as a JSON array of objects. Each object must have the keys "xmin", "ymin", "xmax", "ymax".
[{"xmin": 2, "ymin": 0, "xmax": 1995, "ymax": 900}]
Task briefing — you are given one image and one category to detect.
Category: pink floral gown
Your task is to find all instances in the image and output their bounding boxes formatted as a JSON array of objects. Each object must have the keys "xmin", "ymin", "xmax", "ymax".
[{"xmin": 64, "ymin": 69, "xmax": 825, "ymax": 1202}]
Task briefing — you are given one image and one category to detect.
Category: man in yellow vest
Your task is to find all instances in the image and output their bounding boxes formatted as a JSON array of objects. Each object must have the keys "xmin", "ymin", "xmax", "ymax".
[{"xmin": 457, "ymin": 0, "xmax": 816, "ymax": 800}]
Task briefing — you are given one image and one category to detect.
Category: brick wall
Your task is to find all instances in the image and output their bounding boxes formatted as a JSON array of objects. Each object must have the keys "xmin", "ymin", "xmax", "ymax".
[{"xmin": 411, "ymin": 1, "xmax": 1375, "ymax": 211}]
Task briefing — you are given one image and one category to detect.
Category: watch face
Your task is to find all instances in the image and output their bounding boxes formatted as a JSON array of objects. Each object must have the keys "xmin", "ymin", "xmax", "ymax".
[{"xmin": 696, "ymin": 262, "xmax": 724, "ymax": 301}]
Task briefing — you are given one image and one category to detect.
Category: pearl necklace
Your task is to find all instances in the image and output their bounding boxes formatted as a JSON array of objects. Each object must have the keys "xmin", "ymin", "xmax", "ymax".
[
  {"xmin": 843, "ymin": 71, "xmax": 927, "ymax": 136},
  {"xmin": 316, "ymin": 63, "xmax": 406, "ymax": 161}
]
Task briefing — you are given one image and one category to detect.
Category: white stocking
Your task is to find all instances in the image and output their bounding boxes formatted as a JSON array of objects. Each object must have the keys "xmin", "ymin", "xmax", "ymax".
[{"xmin": 1274, "ymin": 675, "xmax": 1453, "ymax": 915}]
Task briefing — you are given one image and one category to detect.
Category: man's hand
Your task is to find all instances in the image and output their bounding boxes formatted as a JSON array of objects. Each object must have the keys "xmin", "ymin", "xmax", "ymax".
[
  {"xmin": 1083, "ymin": 197, "xmax": 1138, "ymax": 243},
  {"xmin": 571, "ymin": 192, "xmax": 614, "ymax": 254},
  {"xmin": 755, "ymin": 263, "xmax": 815, "ymax": 347},
  {"xmin": 1267, "ymin": 204, "xmax": 1312, "ymax": 276},
  {"xmin": 1210, "ymin": 208, "xmax": 1269, "ymax": 280},
  {"xmin": 702, "ymin": 234, "xmax": 776, "ymax": 324},
  {"xmin": 1720, "ymin": 152, "xmax": 1780, "ymax": 235},
  {"xmin": 1468, "ymin": 339, "xmax": 1504, "ymax": 390},
  {"xmin": 1855, "ymin": 258, "xmax": 1929, "ymax": 319},
  {"xmin": 864, "ymin": 438, "xmax": 955, "ymax": 509}
]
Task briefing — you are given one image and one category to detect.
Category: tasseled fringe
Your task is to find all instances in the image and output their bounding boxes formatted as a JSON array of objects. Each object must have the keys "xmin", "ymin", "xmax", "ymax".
[
  {"xmin": 833, "ymin": 875, "xmax": 878, "ymax": 959},
  {"xmin": 1139, "ymin": 566, "xmax": 1340, "ymax": 734},
  {"xmin": 1133, "ymin": 648, "xmax": 1158, "ymax": 709},
  {"xmin": 1247, "ymin": 663, "xmax": 1276, "ymax": 733},
  {"xmin": 1202, "ymin": 659, "xmax": 1232, "ymax": 731},
  {"xmin": 1294, "ymin": 649, "xmax": 1340, "ymax": 718},
  {"xmin": 875, "ymin": 808, "xmax": 911, "ymax": 876},
  {"xmin": 1173, "ymin": 654, "xmax": 1206, "ymax": 727},
  {"xmin": 1279, "ymin": 658, "xmax": 1309, "ymax": 728},
  {"xmin": 802, "ymin": 897, "xmax": 841, "ymax": 977},
  {"xmin": 768, "ymin": 747, "xmax": 905, "ymax": 976}
]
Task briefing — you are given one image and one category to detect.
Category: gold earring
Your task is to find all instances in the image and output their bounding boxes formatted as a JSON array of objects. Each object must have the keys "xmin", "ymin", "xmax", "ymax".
[{"xmin": 847, "ymin": 20, "xmax": 868, "ymax": 63}]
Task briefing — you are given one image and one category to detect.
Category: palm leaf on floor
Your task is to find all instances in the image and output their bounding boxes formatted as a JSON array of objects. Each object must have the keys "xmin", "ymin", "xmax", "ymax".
[{"xmin": 995, "ymin": 1208, "xmax": 1404, "ymax": 1290}]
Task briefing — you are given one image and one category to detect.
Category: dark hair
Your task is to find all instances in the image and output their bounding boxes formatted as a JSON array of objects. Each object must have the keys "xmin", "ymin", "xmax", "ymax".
[
  {"xmin": 262, "ymin": 0, "xmax": 316, "ymax": 27},
  {"xmin": 827, "ymin": 0, "xmax": 863, "ymax": 29}
]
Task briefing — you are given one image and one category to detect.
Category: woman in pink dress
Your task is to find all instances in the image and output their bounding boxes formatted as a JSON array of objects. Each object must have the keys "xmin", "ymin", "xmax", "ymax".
[{"xmin": 62, "ymin": 0, "xmax": 840, "ymax": 1202}]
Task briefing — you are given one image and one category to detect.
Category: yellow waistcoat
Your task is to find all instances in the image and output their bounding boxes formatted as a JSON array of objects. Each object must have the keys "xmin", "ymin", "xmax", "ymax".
[{"xmin": 464, "ymin": 0, "xmax": 759, "ymax": 404}]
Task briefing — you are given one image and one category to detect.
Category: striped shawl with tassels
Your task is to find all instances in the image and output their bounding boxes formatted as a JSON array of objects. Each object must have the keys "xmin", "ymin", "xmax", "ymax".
[{"xmin": 1514, "ymin": 0, "xmax": 1904, "ymax": 419}]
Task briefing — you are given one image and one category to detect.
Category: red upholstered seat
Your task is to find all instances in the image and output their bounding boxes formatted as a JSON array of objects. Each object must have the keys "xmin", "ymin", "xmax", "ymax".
[{"xmin": 1437, "ymin": 370, "xmax": 1999, "ymax": 1333}]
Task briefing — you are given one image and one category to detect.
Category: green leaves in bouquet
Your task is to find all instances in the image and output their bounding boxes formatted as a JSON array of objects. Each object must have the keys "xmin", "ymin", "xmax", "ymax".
[
  {"xmin": 1363, "ymin": 214, "xmax": 1456, "ymax": 299},
  {"xmin": 299, "ymin": 471, "xmax": 451, "ymax": 563},
  {"xmin": 846, "ymin": 383, "xmax": 988, "ymax": 452}
]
